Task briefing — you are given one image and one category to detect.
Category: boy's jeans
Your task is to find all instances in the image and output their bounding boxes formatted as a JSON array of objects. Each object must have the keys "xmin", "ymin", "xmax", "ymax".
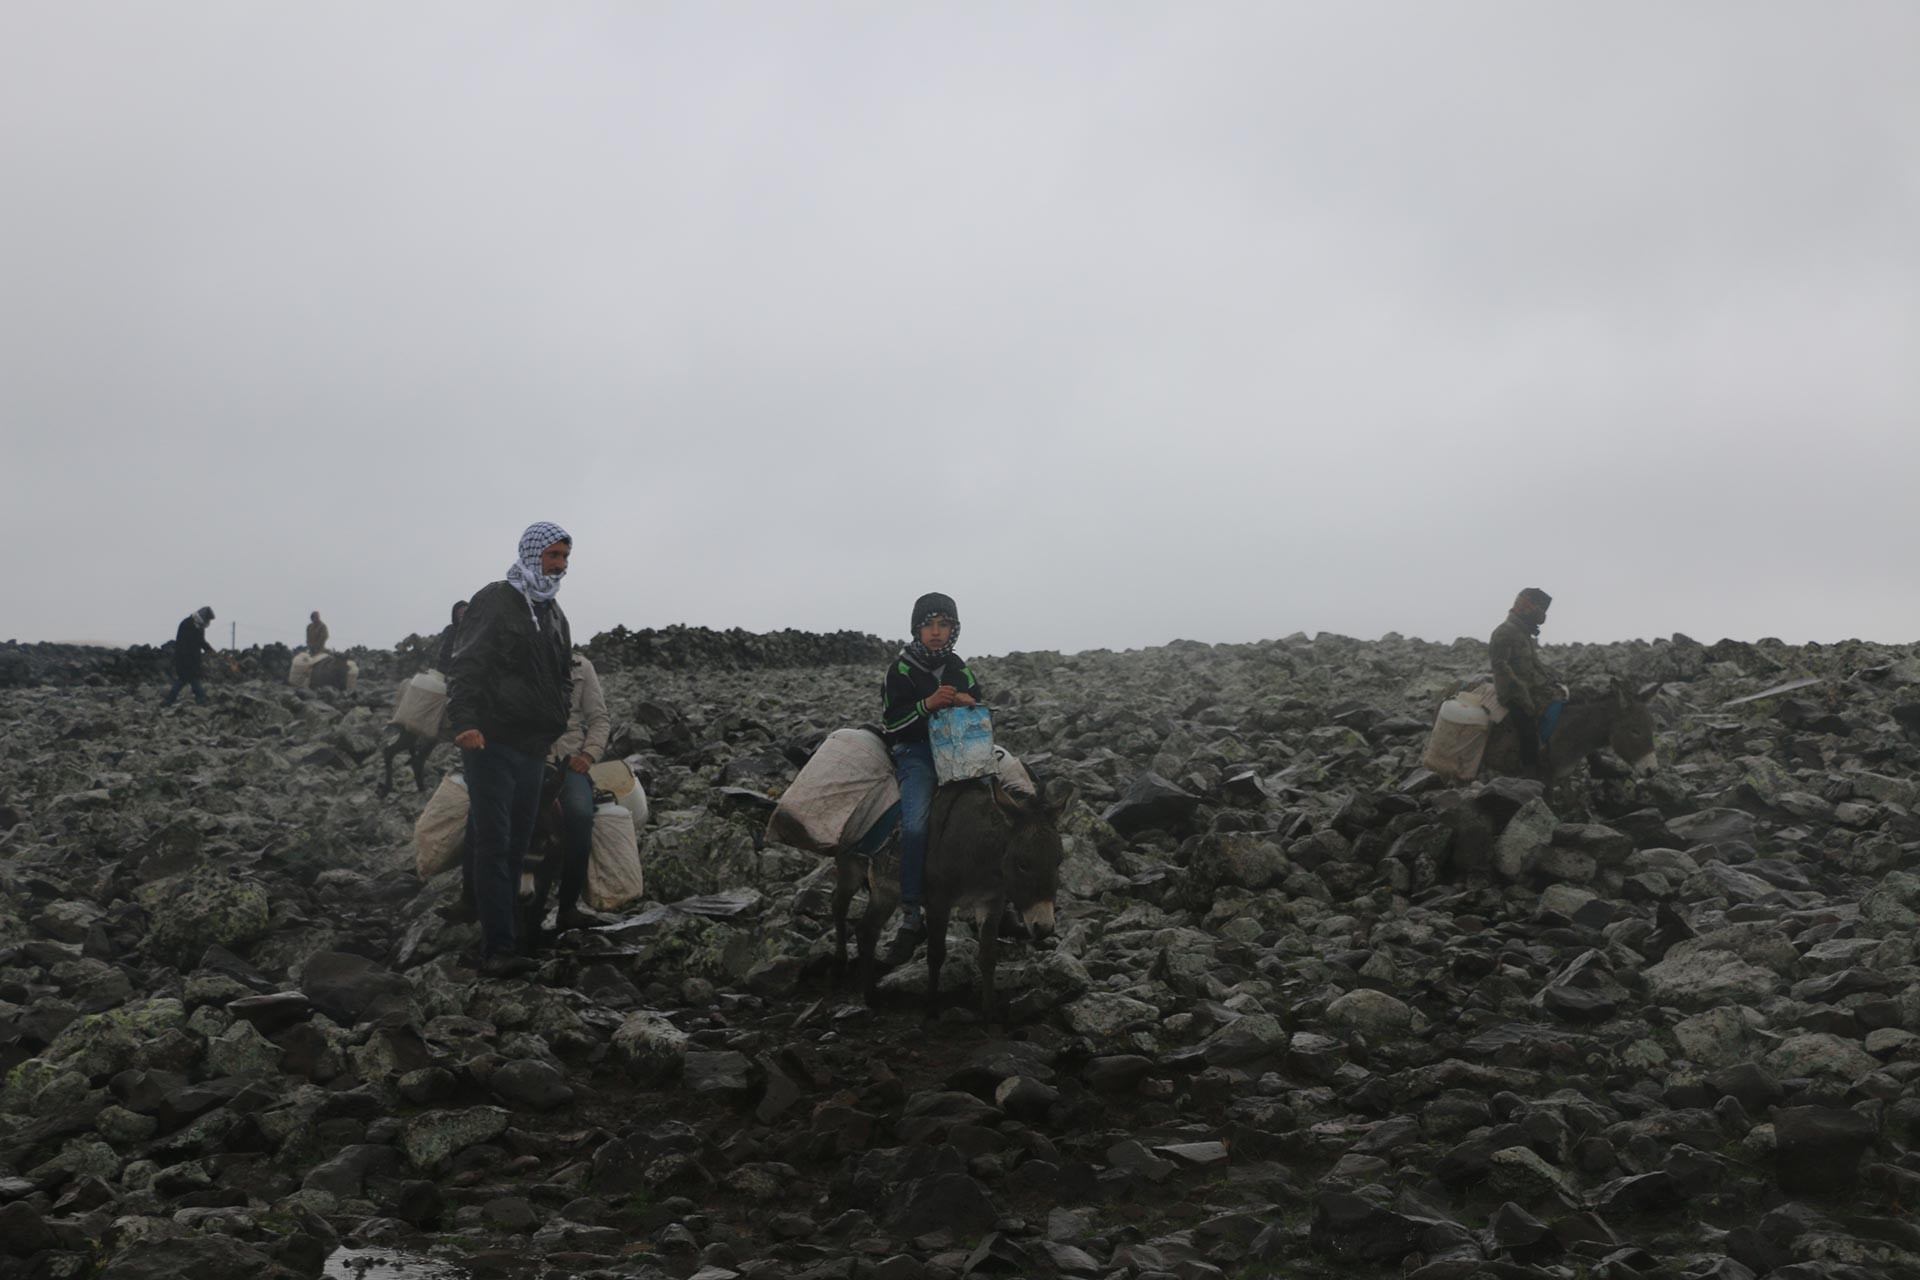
[
  {"xmin": 556, "ymin": 766, "xmax": 595, "ymax": 913},
  {"xmin": 462, "ymin": 742, "xmax": 545, "ymax": 957},
  {"xmin": 892, "ymin": 740, "xmax": 937, "ymax": 910}
]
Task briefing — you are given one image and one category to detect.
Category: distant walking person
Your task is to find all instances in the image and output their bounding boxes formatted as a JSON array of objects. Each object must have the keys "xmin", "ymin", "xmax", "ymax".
[
  {"xmin": 436, "ymin": 600, "xmax": 469, "ymax": 672},
  {"xmin": 1491, "ymin": 588, "xmax": 1562, "ymax": 769},
  {"xmin": 306, "ymin": 611, "xmax": 329, "ymax": 654},
  {"xmin": 162, "ymin": 607, "xmax": 218, "ymax": 707},
  {"xmin": 448, "ymin": 524, "xmax": 575, "ymax": 977}
]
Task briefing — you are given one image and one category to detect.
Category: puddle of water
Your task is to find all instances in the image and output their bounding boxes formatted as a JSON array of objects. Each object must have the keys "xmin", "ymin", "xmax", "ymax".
[{"xmin": 323, "ymin": 1245, "xmax": 472, "ymax": 1279}]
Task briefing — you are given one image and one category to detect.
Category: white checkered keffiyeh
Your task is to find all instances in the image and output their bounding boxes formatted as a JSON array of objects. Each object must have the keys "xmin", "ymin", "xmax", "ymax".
[{"xmin": 505, "ymin": 521, "xmax": 572, "ymax": 607}]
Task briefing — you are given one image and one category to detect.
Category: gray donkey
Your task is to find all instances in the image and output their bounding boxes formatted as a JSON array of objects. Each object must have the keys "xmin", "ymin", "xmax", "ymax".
[
  {"xmin": 833, "ymin": 776, "xmax": 1076, "ymax": 1019},
  {"xmin": 1482, "ymin": 678, "xmax": 1662, "ymax": 783}
]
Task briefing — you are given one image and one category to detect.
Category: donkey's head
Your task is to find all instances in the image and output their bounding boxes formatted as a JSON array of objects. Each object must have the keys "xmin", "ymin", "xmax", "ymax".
[
  {"xmin": 1606, "ymin": 680, "xmax": 1662, "ymax": 776},
  {"xmin": 991, "ymin": 778, "xmax": 1079, "ymax": 938}
]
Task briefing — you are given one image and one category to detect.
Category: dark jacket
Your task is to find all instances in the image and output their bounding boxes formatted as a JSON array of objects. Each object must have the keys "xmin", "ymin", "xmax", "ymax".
[
  {"xmin": 446, "ymin": 581, "xmax": 573, "ymax": 757},
  {"xmin": 173, "ymin": 616, "xmax": 216, "ymax": 677},
  {"xmin": 1490, "ymin": 614, "xmax": 1556, "ymax": 717},
  {"xmin": 436, "ymin": 602, "xmax": 467, "ymax": 671},
  {"xmin": 880, "ymin": 648, "xmax": 984, "ymax": 747}
]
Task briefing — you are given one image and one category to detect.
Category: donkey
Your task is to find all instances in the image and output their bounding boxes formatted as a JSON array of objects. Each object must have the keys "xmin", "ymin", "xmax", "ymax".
[
  {"xmin": 1482, "ymin": 678, "xmax": 1662, "ymax": 784},
  {"xmin": 378, "ymin": 726, "xmax": 439, "ymax": 797},
  {"xmin": 834, "ymin": 776, "xmax": 1076, "ymax": 1018}
]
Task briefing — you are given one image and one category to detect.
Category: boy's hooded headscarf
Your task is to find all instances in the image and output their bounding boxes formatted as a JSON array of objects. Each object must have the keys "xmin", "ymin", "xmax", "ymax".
[
  {"xmin": 907, "ymin": 592, "xmax": 960, "ymax": 663},
  {"xmin": 506, "ymin": 522, "xmax": 571, "ymax": 607},
  {"xmin": 193, "ymin": 607, "xmax": 214, "ymax": 629}
]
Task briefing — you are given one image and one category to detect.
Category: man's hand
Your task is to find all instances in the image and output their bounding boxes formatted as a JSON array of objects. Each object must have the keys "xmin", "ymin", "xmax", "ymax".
[
  {"xmin": 568, "ymin": 753, "xmax": 593, "ymax": 774},
  {"xmin": 925, "ymin": 686, "xmax": 959, "ymax": 712},
  {"xmin": 952, "ymin": 692, "xmax": 977, "ymax": 707},
  {"xmin": 455, "ymin": 730, "xmax": 486, "ymax": 750}
]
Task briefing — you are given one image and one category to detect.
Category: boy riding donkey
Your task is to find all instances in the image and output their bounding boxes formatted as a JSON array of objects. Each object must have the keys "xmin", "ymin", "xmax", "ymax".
[
  {"xmin": 879, "ymin": 592, "xmax": 1003, "ymax": 965},
  {"xmin": 1490, "ymin": 587, "xmax": 1567, "ymax": 774}
]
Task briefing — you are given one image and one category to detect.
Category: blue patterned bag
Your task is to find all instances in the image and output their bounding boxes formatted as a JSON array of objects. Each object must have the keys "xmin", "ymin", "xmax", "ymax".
[{"xmin": 928, "ymin": 705, "xmax": 996, "ymax": 784}]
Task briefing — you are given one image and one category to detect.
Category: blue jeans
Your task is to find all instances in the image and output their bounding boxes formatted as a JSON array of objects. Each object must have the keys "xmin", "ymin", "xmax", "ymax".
[
  {"xmin": 556, "ymin": 766, "xmax": 594, "ymax": 912},
  {"xmin": 462, "ymin": 743, "xmax": 546, "ymax": 956},
  {"xmin": 893, "ymin": 741, "xmax": 937, "ymax": 909},
  {"xmin": 162, "ymin": 674, "xmax": 207, "ymax": 706}
]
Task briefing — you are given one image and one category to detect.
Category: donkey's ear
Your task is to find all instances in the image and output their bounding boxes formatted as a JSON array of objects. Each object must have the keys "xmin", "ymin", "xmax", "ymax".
[
  {"xmin": 1043, "ymin": 780, "xmax": 1079, "ymax": 822},
  {"xmin": 1639, "ymin": 682, "xmax": 1664, "ymax": 702},
  {"xmin": 991, "ymin": 779, "xmax": 1030, "ymax": 819}
]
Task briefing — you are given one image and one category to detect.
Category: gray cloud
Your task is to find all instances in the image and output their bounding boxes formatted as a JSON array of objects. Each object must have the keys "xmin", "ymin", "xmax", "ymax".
[{"xmin": 4, "ymin": 2, "xmax": 1915, "ymax": 653}]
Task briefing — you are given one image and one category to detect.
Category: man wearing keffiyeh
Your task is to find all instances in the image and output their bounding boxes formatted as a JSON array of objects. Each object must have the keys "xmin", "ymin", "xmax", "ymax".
[{"xmin": 447, "ymin": 522, "xmax": 576, "ymax": 977}]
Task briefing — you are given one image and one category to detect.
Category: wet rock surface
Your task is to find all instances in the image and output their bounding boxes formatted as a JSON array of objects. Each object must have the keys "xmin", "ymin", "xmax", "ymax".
[{"xmin": 4, "ymin": 628, "xmax": 1920, "ymax": 1277}]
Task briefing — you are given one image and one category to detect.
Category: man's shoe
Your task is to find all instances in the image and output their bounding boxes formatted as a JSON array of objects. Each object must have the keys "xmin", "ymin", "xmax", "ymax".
[
  {"xmin": 555, "ymin": 906, "xmax": 592, "ymax": 933},
  {"xmin": 882, "ymin": 914, "xmax": 927, "ymax": 967},
  {"xmin": 479, "ymin": 953, "xmax": 538, "ymax": 979}
]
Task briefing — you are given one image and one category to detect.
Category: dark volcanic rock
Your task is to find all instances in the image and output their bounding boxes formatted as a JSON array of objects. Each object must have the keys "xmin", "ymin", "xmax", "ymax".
[
  {"xmin": 96, "ymin": 1233, "xmax": 296, "ymax": 1279},
  {"xmin": 1773, "ymin": 1106, "xmax": 1877, "ymax": 1193},
  {"xmin": 299, "ymin": 952, "xmax": 413, "ymax": 1025},
  {"xmin": 1309, "ymin": 1190, "xmax": 1425, "ymax": 1262},
  {"xmin": 1102, "ymin": 771, "xmax": 1201, "ymax": 834}
]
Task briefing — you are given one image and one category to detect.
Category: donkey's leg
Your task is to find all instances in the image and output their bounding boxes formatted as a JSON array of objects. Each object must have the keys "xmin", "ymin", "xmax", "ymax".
[
  {"xmin": 831, "ymin": 855, "xmax": 858, "ymax": 988},
  {"xmin": 975, "ymin": 897, "xmax": 1002, "ymax": 1022},
  {"xmin": 378, "ymin": 733, "xmax": 401, "ymax": 797},
  {"xmin": 923, "ymin": 901, "xmax": 952, "ymax": 1022},
  {"xmin": 412, "ymin": 737, "xmax": 433, "ymax": 792},
  {"xmin": 857, "ymin": 866, "xmax": 898, "ymax": 1007}
]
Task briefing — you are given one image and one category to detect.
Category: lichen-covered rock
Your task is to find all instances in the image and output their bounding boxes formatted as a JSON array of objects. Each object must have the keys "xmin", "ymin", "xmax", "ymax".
[
  {"xmin": 1644, "ymin": 949, "xmax": 1783, "ymax": 1008},
  {"xmin": 643, "ymin": 811, "xmax": 760, "ymax": 901},
  {"xmin": 1063, "ymin": 992, "xmax": 1160, "ymax": 1041},
  {"xmin": 1186, "ymin": 831, "xmax": 1290, "ymax": 898},
  {"xmin": 401, "ymin": 1106, "xmax": 510, "ymax": 1172},
  {"xmin": 204, "ymin": 1019, "xmax": 281, "ymax": 1077},
  {"xmin": 36, "ymin": 998, "xmax": 191, "ymax": 1083},
  {"xmin": 1493, "ymin": 799, "xmax": 1556, "ymax": 880},
  {"xmin": 138, "ymin": 866, "xmax": 271, "ymax": 967},
  {"xmin": 1764, "ymin": 1033, "xmax": 1880, "ymax": 1084},
  {"xmin": 611, "ymin": 1011, "xmax": 689, "ymax": 1083},
  {"xmin": 1324, "ymin": 989, "xmax": 1415, "ymax": 1038}
]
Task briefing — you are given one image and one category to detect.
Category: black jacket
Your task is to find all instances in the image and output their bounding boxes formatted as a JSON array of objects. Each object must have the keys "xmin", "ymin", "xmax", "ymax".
[
  {"xmin": 880, "ymin": 648, "xmax": 984, "ymax": 747},
  {"xmin": 173, "ymin": 616, "xmax": 216, "ymax": 677},
  {"xmin": 446, "ymin": 581, "xmax": 573, "ymax": 757},
  {"xmin": 436, "ymin": 623, "xmax": 460, "ymax": 673}
]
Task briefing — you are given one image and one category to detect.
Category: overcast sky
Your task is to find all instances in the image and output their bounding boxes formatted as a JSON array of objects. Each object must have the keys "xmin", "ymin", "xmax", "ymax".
[{"xmin": 3, "ymin": 2, "xmax": 1915, "ymax": 655}]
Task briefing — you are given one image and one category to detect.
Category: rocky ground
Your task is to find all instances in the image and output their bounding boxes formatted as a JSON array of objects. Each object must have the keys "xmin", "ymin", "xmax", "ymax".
[{"xmin": 5, "ymin": 627, "xmax": 1920, "ymax": 1280}]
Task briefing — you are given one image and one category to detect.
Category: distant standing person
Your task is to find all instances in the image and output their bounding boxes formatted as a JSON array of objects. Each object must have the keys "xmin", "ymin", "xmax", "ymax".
[
  {"xmin": 550, "ymin": 652, "xmax": 612, "ymax": 932},
  {"xmin": 162, "ymin": 607, "xmax": 218, "ymax": 707},
  {"xmin": 879, "ymin": 592, "xmax": 984, "ymax": 963},
  {"xmin": 1491, "ymin": 588, "xmax": 1563, "ymax": 769},
  {"xmin": 436, "ymin": 600, "xmax": 469, "ymax": 672},
  {"xmin": 306, "ymin": 611, "xmax": 329, "ymax": 654},
  {"xmin": 448, "ymin": 524, "xmax": 574, "ymax": 977}
]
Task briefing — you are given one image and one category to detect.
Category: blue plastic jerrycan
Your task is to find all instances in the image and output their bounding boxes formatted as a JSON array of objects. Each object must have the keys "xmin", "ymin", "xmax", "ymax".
[{"xmin": 928, "ymin": 704, "xmax": 996, "ymax": 784}]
